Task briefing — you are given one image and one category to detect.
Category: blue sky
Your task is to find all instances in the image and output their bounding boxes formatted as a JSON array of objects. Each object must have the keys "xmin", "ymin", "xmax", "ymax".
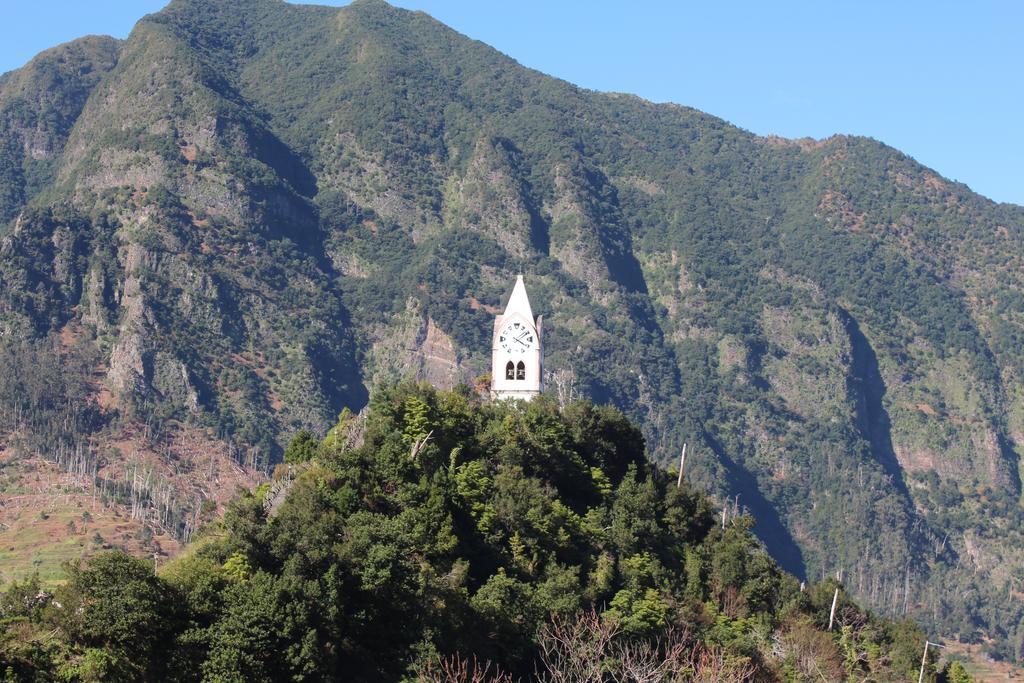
[{"xmin": 2, "ymin": 1, "xmax": 1021, "ymax": 206}]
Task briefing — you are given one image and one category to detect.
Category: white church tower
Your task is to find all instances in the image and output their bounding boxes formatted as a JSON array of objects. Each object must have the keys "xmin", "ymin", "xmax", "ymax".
[{"xmin": 491, "ymin": 275, "xmax": 543, "ymax": 400}]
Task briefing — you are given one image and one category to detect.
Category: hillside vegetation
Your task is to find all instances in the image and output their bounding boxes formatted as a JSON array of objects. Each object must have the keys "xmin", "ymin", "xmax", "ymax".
[
  {"xmin": 1, "ymin": 385, "xmax": 947, "ymax": 681},
  {"xmin": 0, "ymin": 0, "xmax": 1023, "ymax": 659}
]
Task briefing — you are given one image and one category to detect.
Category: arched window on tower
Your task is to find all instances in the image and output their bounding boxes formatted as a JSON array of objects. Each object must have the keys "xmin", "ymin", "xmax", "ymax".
[
  {"xmin": 505, "ymin": 361, "xmax": 515, "ymax": 380},
  {"xmin": 516, "ymin": 361, "xmax": 526, "ymax": 380}
]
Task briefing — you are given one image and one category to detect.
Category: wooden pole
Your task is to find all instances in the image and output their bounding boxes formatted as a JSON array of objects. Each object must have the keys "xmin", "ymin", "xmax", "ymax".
[
  {"xmin": 917, "ymin": 641, "xmax": 929, "ymax": 683},
  {"xmin": 828, "ymin": 588, "xmax": 839, "ymax": 631},
  {"xmin": 676, "ymin": 443, "xmax": 687, "ymax": 488},
  {"xmin": 917, "ymin": 640, "xmax": 944, "ymax": 683}
]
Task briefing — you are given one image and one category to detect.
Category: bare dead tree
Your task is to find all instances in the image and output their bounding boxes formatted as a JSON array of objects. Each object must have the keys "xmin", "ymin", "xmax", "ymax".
[
  {"xmin": 545, "ymin": 366, "xmax": 578, "ymax": 410},
  {"xmin": 686, "ymin": 647, "xmax": 757, "ymax": 683},
  {"xmin": 536, "ymin": 610, "xmax": 619, "ymax": 683},
  {"xmin": 417, "ymin": 654, "xmax": 514, "ymax": 683},
  {"xmin": 610, "ymin": 630, "xmax": 692, "ymax": 683},
  {"xmin": 535, "ymin": 610, "xmax": 754, "ymax": 683},
  {"xmin": 676, "ymin": 443, "xmax": 687, "ymax": 488},
  {"xmin": 775, "ymin": 617, "xmax": 844, "ymax": 681},
  {"xmin": 411, "ymin": 430, "xmax": 434, "ymax": 461}
]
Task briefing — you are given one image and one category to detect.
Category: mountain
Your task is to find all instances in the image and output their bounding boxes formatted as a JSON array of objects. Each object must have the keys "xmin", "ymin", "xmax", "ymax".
[{"xmin": 1, "ymin": 0, "xmax": 1023, "ymax": 659}]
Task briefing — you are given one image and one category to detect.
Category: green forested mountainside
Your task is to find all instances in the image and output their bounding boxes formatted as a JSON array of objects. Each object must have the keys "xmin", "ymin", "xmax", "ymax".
[
  {"xmin": 1, "ymin": 0, "xmax": 1024, "ymax": 660},
  {"xmin": 0, "ymin": 35, "xmax": 121, "ymax": 225},
  {"xmin": 0, "ymin": 386, "xmax": 942, "ymax": 681}
]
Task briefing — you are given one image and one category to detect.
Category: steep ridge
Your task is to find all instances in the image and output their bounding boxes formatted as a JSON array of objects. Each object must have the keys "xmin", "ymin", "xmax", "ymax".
[
  {"xmin": 0, "ymin": 35, "xmax": 121, "ymax": 224},
  {"xmin": 1, "ymin": 0, "xmax": 1024, "ymax": 658}
]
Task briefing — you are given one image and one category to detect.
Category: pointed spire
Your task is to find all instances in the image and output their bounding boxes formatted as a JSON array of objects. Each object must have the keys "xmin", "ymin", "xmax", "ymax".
[{"xmin": 503, "ymin": 274, "xmax": 534, "ymax": 322}]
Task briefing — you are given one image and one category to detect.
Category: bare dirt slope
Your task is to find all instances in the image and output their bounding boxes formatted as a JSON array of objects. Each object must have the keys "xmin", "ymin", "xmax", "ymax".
[{"xmin": 0, "ymin": 422, "xmax": 263, "ymax": 586}]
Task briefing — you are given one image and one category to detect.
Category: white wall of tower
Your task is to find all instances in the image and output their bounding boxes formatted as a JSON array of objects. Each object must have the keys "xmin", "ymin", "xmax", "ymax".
[{"xmin": 491, "ymin": 314, "xmax": 543, "ymax": 399}]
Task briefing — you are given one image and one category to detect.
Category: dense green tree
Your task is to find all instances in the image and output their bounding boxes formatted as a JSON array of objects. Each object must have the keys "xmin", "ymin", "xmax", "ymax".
[
  {"xmin": 0, "ymin": 384, "xmax": 936, "ymax": 681},
  {"xmin": 52, "ymin": 552, "xmax": 183, "ymax": 681},
  {"xmin": 283, "ymin": 428, "xmax": 319, "ymax": 464},
  {"xmin": 942, "ymin": 661, "xmax": 975, "ymax": 683},
  {"xmin": 201, "ymin": 572, "xmax": 291, "ymax": 683}
]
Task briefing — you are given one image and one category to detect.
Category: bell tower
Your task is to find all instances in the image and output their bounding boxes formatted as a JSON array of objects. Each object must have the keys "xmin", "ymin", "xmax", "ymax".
[{"xmin": 491, "ymin": 275, "xmax": 543, "ymax": 400}]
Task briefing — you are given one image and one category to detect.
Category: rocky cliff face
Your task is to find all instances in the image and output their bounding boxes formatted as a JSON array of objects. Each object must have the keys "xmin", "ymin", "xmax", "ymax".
[{"xmin": 2, "ymin": 0, "xmax": 1024, "ymax": 654}]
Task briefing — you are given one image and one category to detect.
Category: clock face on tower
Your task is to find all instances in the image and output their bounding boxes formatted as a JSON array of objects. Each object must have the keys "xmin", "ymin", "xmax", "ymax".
[{"xmin": 498, "ymin": 321, "xmax": 535, "ymax": 354}]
